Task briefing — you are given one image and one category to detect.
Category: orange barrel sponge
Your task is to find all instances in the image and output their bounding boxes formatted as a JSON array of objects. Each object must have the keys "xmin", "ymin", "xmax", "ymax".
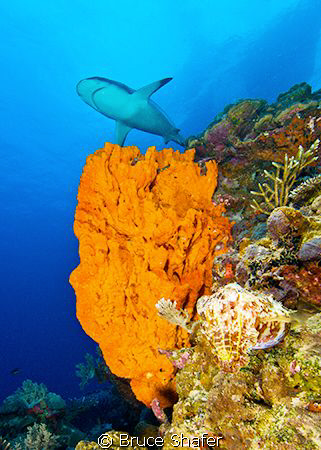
[{"xmin": 70, "ymin": 143, "xmax": 232, "ymax": 407}]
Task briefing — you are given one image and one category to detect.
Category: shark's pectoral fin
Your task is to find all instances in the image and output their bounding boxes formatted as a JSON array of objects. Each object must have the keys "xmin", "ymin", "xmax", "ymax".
[
  {"xmin": 115, "ymin": 121, "xmax": 132, "ymax": 146},
  {"xmin": 133, "ymin": 77, "xmax": 173, "ymax": 100}
]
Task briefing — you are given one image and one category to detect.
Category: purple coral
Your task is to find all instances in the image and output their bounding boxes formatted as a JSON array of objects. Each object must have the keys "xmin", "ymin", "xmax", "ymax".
[
  {"xmin": 204, "ymin": 119, "xmax": 233, "ymax": 161},
  {"xmin": 150, "ymin": 398, "xmax": 168, "ymax": 424},
  {"xmin": 159, "ymin": 348, "xmax": 191, "ymax": 369}
]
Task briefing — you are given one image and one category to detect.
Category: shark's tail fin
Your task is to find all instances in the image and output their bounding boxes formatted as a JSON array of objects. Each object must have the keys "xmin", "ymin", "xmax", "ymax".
[
  {"xmin": 176, "ymin": 133, "xmax": 187, "ymax": 147},
  {"xmin": 165, "ymin": 129, "xmax": 186, "ymax": 147}
]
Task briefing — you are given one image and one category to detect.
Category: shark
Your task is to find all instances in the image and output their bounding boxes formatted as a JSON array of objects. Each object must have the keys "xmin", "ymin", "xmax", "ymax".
[{"xmin": 76, "ymin": 76, "xmax": 185, "ymax": 146}]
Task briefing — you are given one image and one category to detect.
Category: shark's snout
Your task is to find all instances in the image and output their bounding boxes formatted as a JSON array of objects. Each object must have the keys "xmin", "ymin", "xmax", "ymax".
[
  {"xmin": 76, "ymin": 78, "xmax": 106, "ymax": 108},
  {"xmin": 76, "ymin": 79, "xmax": 93, "ymax": 107}
]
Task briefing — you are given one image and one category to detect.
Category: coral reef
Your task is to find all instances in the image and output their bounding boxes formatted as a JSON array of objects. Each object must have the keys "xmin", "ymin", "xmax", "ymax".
[
  {"xmin": 69, "ymin": 82, "xmax": 321, "ymax": 448},
  {"xmin": 252, "ymin": 111, "xmax": 321, "ymax": 163},
  {"xmin": 289, "ymin": 174, "xmax": 321, "ymax": 205},
  {"xmin": 266, "ymin": 206, "xmax": 308, "ymax": 245},
  {"xmin": 158, "ymin": 83, "xmax": 321, "ymax": 447},
  {"xmin": 23, "ymin": 423, "xmax": 59, "ymax": 449},
  {"xmin": 3, "ymin": 424, "xmax": 60, "ymax": 449},
  {"xmin": 279, "ymin": 264, "xmax": 321, "ymax": 307},
  {"xmin": 0, "ymin": 380, "xmax": 78, "ymax": 448},
  {"xmin": 188, "ymin": 83, "xmax": 321, "ymax": 164},
  {"xmin": 276, "ymin": 82, "xmax": 314, "ymax": 108},
  {"xmin": 186, "ymin": 83, "xmax": 321, "ymax": 243},
  {"xmin": 0, "ymin": 380, "xmax": 65, "ymax": 415},
  {"xmin": 160, "ymin": 308, "xmax": 321, "ymax": 449},
  {"xmin": 70, "ymin": 143, "xmax": 232, "ymax": 407},
  {"xmin": 0, "ymin": 378, "xmax": 146, "ymax": 449},
  {"xmin": 1, "ymin": 380, "xmax": 48, "ymax": 411},
  {"xmin": 250, "ymin": 140, "xmax": 319, "ymax": 214},
  {"xmin": 214, "ymin": 214, "xmax": 321, "ymax": 306}
]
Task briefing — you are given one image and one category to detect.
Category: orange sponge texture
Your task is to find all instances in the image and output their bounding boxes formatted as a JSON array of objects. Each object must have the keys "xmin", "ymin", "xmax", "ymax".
[{"xmin": 70, "ymin": 143, "xmax": 232, "ymax": 407}]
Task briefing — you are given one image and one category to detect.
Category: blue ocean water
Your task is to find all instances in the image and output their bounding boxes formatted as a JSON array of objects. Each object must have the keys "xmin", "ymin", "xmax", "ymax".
[{"xmin": 0, "ymin": 0, "xmax": 320, "ymax": 403}]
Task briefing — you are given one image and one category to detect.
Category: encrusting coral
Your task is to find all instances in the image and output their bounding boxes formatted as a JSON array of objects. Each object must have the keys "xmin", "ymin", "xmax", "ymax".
[
  {"xmin": 184, "ymin": 83, "xmax": 321, "ymax": 243},
  {"xmin": 289, "ymin": 174, "xmax": 321, "ymax": 205},
  {"xmin": 159, "ymin": 300, "xmax": 321, "ymax": 449},
  {"xmin": 70, "ymin": 143, "xmax": 232, "ymax": 407}
]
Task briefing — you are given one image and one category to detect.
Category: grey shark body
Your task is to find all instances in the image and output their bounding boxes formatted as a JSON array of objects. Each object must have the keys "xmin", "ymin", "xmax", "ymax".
[{"xmin": 76, "ymin": 76, "xmax": 185, "ymax": 146}]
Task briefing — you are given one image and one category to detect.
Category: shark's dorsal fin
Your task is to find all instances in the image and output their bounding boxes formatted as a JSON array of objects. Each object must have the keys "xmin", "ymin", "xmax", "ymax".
[
  {"xmin": 115, "ymin": 121, "xmax": 132, "ymax": 146},
  {"xmin": 133, "ymin": 78, "xmax": 173, "ymax": 100}
]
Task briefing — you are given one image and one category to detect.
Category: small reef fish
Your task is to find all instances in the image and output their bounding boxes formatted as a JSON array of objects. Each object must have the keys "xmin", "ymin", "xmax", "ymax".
[
  {"xmin": 76, "ymin": 76, "xmax": 185, "ymax": 146},
  {"xmin": 10, "ymin": 368, "xmax": 21, "ymax": 376}
]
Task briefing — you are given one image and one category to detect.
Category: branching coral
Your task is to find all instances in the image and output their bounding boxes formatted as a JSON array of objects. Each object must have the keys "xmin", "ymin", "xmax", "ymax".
[
  {"xmin": 12, "ymin": 424, "xmax": 59, "ymax": 449},
  {"xmin": 24, "ymin": 423, "xmax": 59, "ymax": 450},
  {"xmin": 70, "ymin": 143, "xmax": 232, "ymax": 407},
  {"xmin": 250, "ymin": 139, "xmax": 319, "ymax": 214}
]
